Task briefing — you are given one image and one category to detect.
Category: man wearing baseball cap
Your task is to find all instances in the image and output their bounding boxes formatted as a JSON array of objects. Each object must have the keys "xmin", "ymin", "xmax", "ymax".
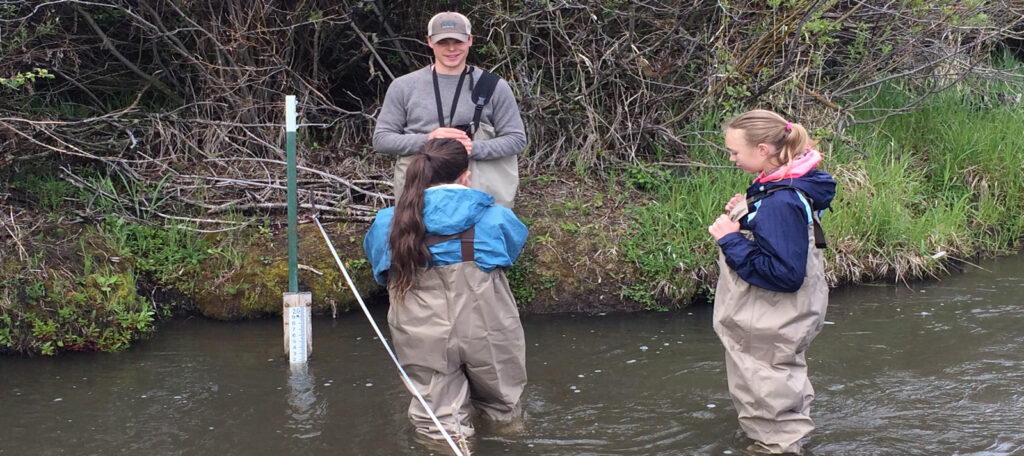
[{"xmin": 373, "ymin": 11, "xmax": 527, "ymax": 209}]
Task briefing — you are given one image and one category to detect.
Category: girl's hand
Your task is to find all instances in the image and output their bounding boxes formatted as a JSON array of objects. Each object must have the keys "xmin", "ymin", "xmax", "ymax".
[
  {"xmin": 724, "ymin": 193, "xmax": 745, "ymax": 212},
  {"xmin": 708, "ymin": 214, "xmax": 740, "ymax": 241}
]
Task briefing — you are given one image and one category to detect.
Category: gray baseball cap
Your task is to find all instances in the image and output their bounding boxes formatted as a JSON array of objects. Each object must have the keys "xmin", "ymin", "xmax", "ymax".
[{"xmin": 427, "ymin": 12, "xmax": 471, "ymax": 42}]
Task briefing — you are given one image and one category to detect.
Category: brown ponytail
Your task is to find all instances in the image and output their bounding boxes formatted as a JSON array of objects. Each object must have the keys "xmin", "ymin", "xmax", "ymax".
[
  {"xmin": 388, "ymin": 138, "xmax": 469, "ymax": 299},
  {"xmin": 724, "ymin": 109, "xmax": 815, "ymax": 174}
]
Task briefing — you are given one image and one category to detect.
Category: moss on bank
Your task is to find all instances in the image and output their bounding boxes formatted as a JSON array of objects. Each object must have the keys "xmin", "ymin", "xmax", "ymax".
[
  {"xmin": 190, "ymin": 223, "xmax": 375, "ymax": 319},
  {"xmin": 507, "ymin": 177, "xmax": 652, "ymax": 313},
  {"xmin": 0, "ymin": 229, "xmax": 155, "ymax": 355}
]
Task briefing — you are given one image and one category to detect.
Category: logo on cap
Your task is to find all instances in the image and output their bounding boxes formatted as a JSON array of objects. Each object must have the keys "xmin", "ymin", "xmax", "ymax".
[{"xmin": 428, "ymin": 12, "xmax": 471, "ymax": 41}]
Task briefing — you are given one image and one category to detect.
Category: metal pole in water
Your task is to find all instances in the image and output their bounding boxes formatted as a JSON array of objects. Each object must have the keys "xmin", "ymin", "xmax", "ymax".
[
  {"xmin": 283, "ymin": 95, "xmax": 311, "ymax": 364},
  {"xmin": 313, "ymin": 216, "xmax": 467, "ymax": 456}
]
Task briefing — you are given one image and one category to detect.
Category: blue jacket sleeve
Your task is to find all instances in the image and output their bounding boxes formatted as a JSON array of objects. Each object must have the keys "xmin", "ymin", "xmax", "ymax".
[
  {"xmin": 501, "ymin": 210, "xmax": 528, "ymax": 263},
  {"xmin": 716, "ymin": 192, "xmax": 810, "ymax": 292},
  {"xmin": 472, "ymin": 206, "xmax": 528, "ymax": 269},
  {"xmin": 362, "ymin": 208, "xmax": 394, "ymax": 286}
]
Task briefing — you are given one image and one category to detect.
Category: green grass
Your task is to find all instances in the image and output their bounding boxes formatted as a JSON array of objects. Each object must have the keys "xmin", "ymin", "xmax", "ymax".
[
  {"xmin": 7, "ymin": 164, "xmax": 74, "ymax": 213},
  {"xmin": 100, "ymin": 216, "xmax": 211, "ymax": 287},
  {"xmin": 622, "ymin": 159, "xmax": 750, "ymax": 303},
  {"xmin": 826, "ymin": 82, "xmax": 1024, "ymax": 280},
  {"xmin": 624, "ymin": 78, "xmax": 1024, "ymax": 301}
]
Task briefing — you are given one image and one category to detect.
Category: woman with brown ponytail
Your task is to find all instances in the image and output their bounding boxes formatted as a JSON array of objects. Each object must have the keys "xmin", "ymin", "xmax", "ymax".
[
  {"xmin": 363, "ymin": 138, "xmax": 528, "ymax": 442},
  {"xmin": 708, "ymin": 110, "xmax": 836, "ymax": 455}
]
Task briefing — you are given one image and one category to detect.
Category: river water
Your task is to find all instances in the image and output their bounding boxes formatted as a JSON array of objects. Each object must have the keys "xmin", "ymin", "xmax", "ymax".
[{"xmin": 2, "ymin": 255, "xmax": 1023, "ymax": 455}]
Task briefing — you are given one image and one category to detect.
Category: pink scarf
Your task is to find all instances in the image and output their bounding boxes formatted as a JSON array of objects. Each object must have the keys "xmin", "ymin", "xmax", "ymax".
[{"xmin": 755, "ymin": 148, "xmax": 821, "ymax": 184}]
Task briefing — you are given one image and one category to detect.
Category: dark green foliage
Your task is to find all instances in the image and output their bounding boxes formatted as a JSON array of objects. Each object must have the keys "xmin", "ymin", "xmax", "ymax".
[{"xmin": 1, "ymin": 272, "xmax": 154, "ymax": 355}]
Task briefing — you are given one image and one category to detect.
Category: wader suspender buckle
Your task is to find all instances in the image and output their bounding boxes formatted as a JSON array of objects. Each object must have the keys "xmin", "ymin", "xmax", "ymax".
[
  {"xmin": 424, "ymin": 226, "xmax": 476, "ymax": 262},
  {"xmin": 747, "ymin": 187, "xmax": 828, "ymax": 249}
]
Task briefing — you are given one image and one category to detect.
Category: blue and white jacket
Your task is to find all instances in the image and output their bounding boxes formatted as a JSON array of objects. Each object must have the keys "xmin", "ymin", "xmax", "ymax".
[
  {"xmin": 717, "ymin": 168, "xmax": 836, "ymax": 293},
  {"xmin": 363, "ymin": 185, "xmax": 528, "ymax": 286}
]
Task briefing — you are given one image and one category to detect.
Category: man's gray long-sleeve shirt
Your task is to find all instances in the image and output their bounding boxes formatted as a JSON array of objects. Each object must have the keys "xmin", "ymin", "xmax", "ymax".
[{"xmin": 372, "ymin": 66, "xmax": 526, "ymax": 161}]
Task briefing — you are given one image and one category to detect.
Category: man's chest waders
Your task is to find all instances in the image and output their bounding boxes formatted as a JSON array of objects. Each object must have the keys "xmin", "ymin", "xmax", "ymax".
[
  {"xmin": 712, "ymin": 193, "xmax": 828, "ymax": 454},
  {"xmin": 393, "ymin": 68, "xmax": 519, "ymax": 208},
  {"xmin": 387, "ymin": 226, "xmax": 527, "ymax": 440}
]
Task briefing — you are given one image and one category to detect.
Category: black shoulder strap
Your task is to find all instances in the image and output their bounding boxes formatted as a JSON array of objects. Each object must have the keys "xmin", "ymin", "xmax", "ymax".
[
  {"xmin": 423, "ymin": 226, "xmax": 475, "ymax": 262},
  {"xmin": 747, "ymin": 186, "xmax": 827, "ymax": 249},
  {"xmin": 470, "ymin": 69, "xmax": 500, "ymax": 135},
  {"xmin": 432, "ymin": 66, "xmax": 471, "ymax": 128}
]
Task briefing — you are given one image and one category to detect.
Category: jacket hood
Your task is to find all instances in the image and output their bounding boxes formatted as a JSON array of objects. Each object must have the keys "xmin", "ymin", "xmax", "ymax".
[
  {"xmin": 421, "ymin": 184, "xmax": 495, "ymax": 234},
  {"xmin": 755, "ymin": 170, "xmax": 836, "ymax": 211},
  {"xmin": 752, "ymin": 150, "xmax": 836, "ymax": 211},
  {"xmin": 756, "ymin": 148, "xmax": 822, "ymax": 183}
]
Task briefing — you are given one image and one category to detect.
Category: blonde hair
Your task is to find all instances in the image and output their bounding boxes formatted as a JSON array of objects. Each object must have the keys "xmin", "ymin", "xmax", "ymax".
[{"xmin": 724, "ymin": 109, "xmax": 814, "ymax": 171}]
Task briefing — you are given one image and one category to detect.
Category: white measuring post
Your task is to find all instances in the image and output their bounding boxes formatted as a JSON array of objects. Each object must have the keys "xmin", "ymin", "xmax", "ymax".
[{"xmin": 283, "ymin": 292, "xmax": 312, "ymax": 363}]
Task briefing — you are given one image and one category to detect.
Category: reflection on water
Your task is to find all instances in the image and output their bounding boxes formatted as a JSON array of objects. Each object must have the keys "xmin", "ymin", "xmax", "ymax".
[
  {"xmin": 286, "ymin": 363, "xmax": 323, "ymax": 439},
  {"xmin": 2, "ymin": 255, "xmax": 1024, "ymax": 455}
]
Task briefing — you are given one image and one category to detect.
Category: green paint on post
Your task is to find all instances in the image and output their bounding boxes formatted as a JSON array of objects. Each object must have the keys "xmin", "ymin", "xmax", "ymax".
[{"xmin": 286, "ymin": 96, "xmax": 298, "ymax": 293}]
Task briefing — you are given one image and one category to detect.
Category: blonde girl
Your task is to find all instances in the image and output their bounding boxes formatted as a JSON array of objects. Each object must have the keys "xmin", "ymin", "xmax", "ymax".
[{"xmin": 708, "ymin": 109, "xmax": 836, "ymax": 455}]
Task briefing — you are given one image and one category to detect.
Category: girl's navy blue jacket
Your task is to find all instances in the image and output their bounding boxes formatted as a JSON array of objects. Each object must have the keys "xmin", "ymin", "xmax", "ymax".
[{"xmin": 716, "ymin": 169, "xmax": 836, "ymax": 293}]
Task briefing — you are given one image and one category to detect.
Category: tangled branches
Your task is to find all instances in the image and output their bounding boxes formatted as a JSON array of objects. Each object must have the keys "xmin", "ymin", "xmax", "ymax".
[
  {"xmin": 0, "ymin": 0, "xmax": 1022, "ymax": 226},
  {"xmin": 1, "ymin": 0, "xmax": 386, "ymax": 225},
  {"xmin": 468, "ymin": 0, "xmax": 1024, "ymax": 168}
]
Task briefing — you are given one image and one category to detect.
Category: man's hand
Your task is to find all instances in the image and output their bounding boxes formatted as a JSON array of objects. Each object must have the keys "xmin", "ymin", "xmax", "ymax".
[
  {"xmin": 708, "ymin": 214, "xmax": 740, "ymax": 241},
  {"xmin": 428, "ymin": 127, "xmax": 473, "ymax": 155}
]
